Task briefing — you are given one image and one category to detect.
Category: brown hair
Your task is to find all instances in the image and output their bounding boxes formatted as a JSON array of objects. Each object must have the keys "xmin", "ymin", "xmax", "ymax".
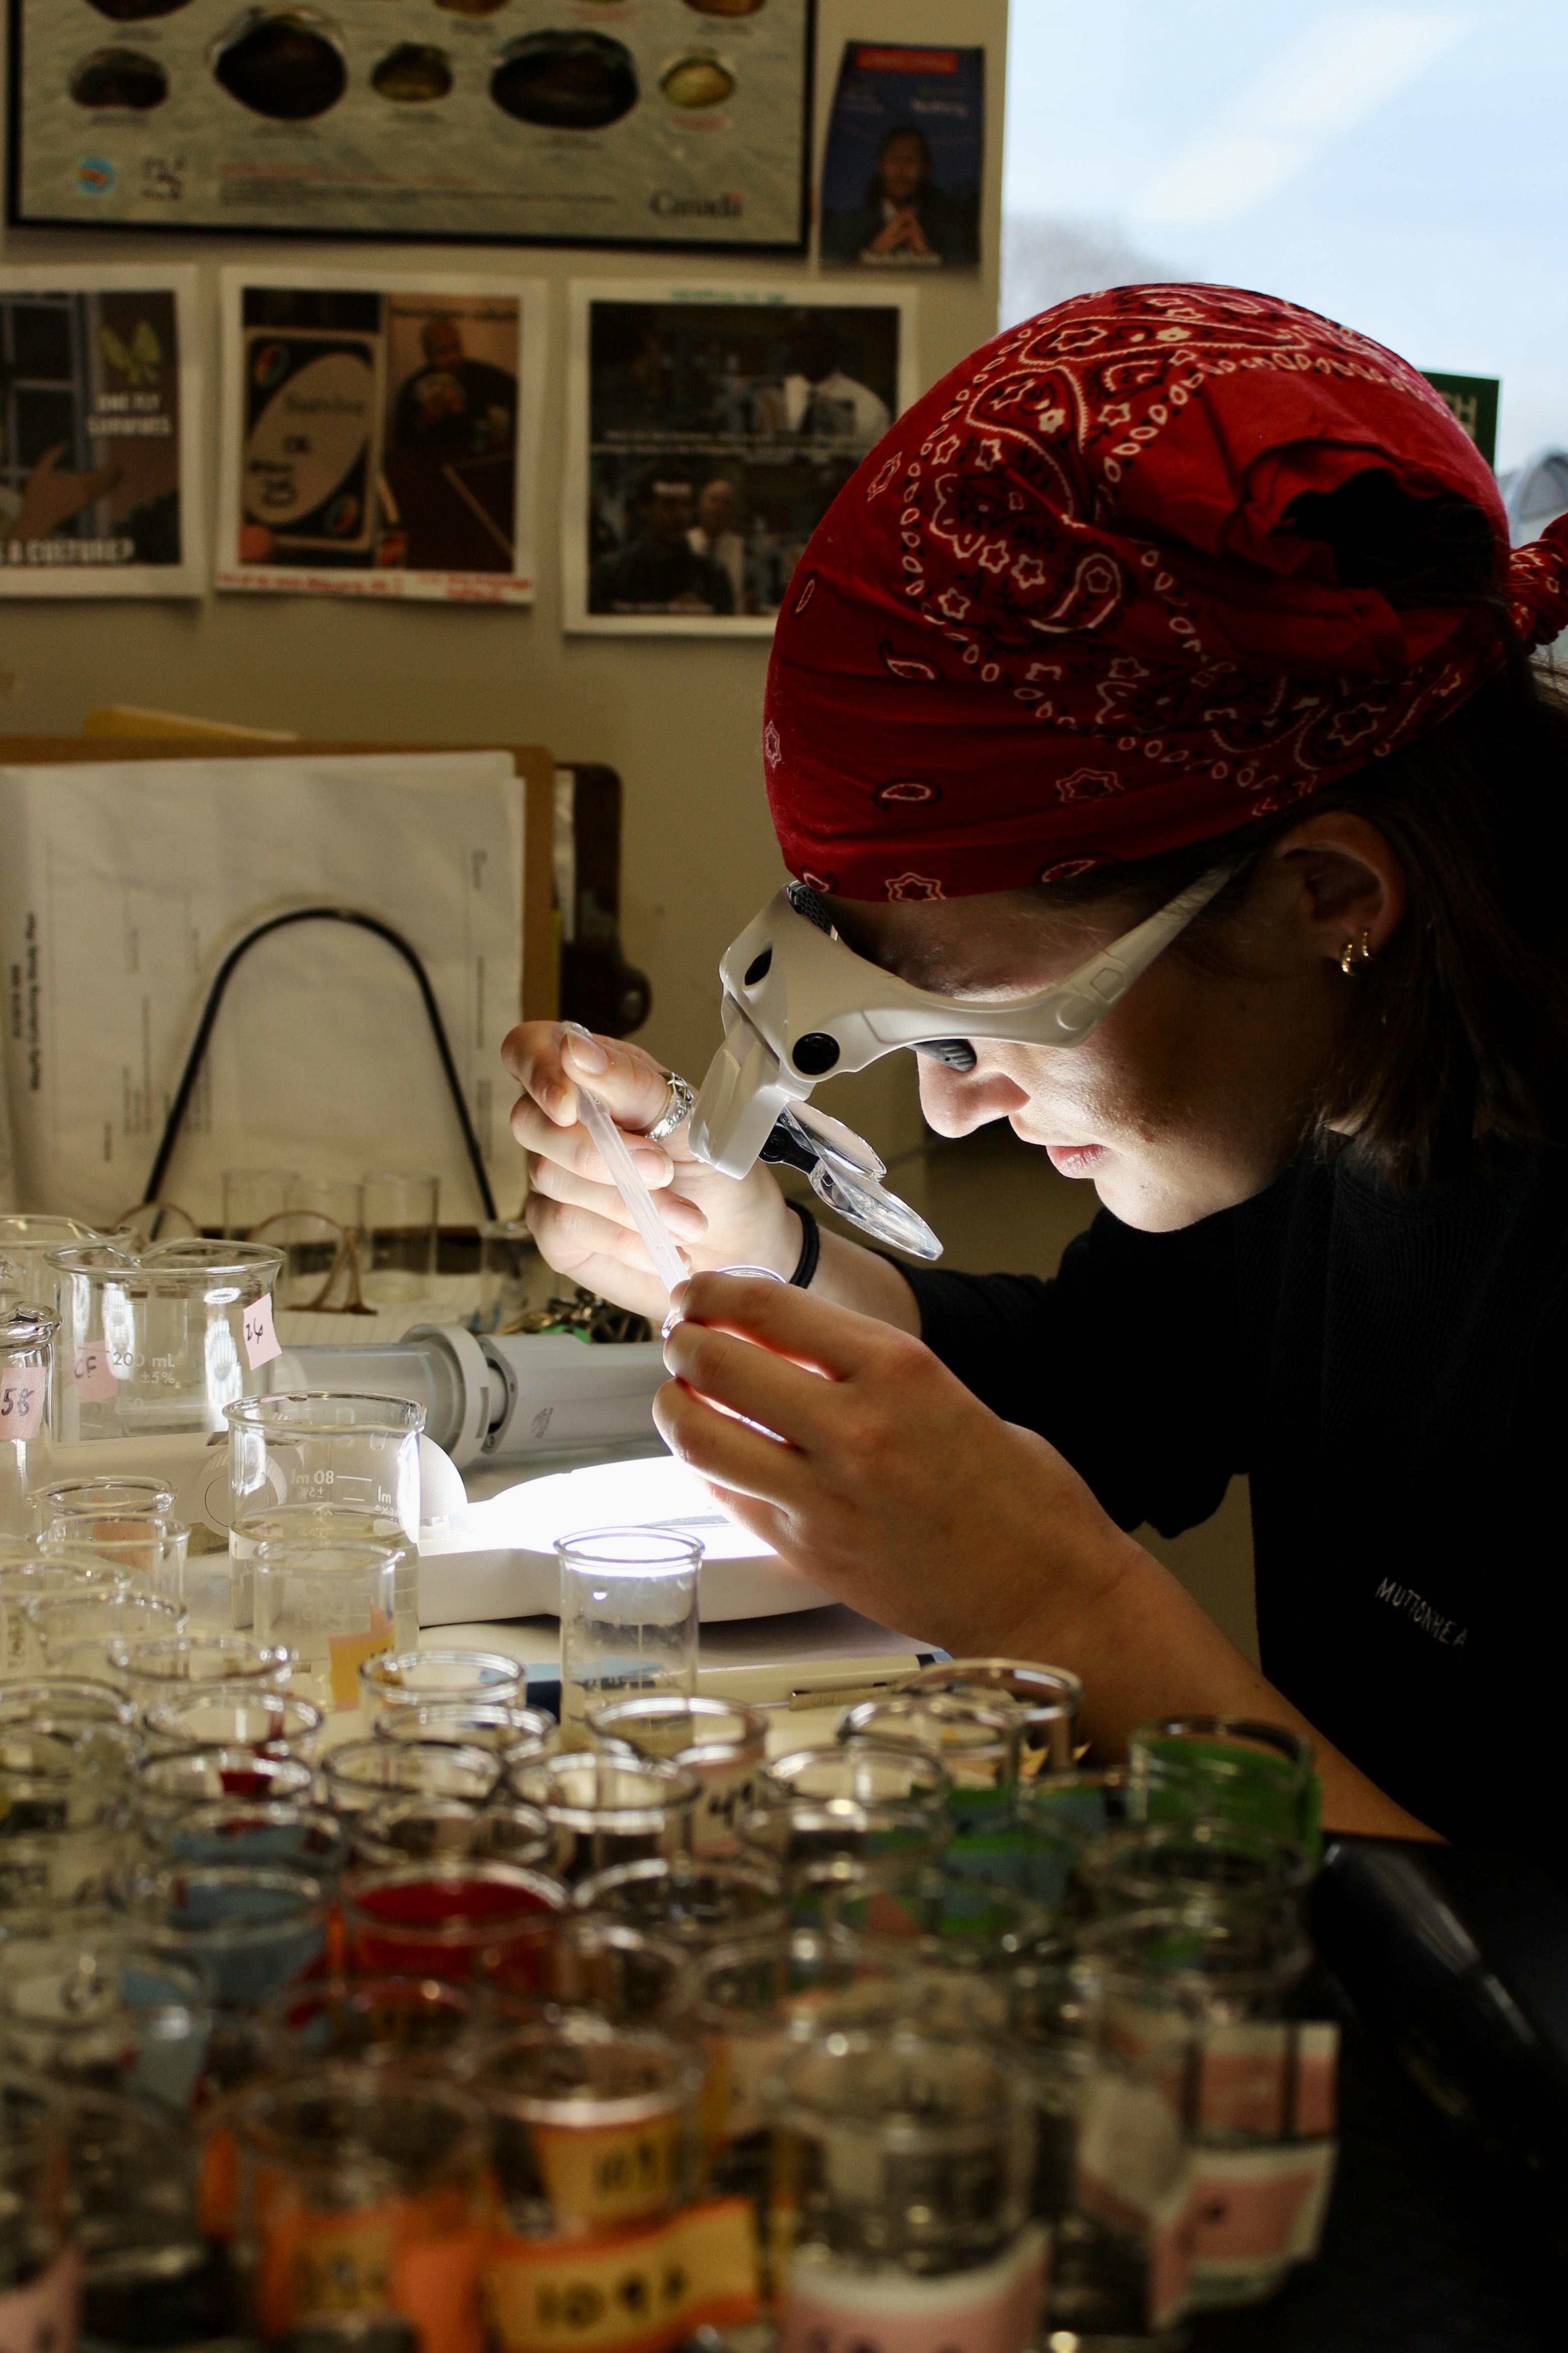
[{"xmin": 1036, "ymin": 474, "xmax": 1568, "ymax": 1191}]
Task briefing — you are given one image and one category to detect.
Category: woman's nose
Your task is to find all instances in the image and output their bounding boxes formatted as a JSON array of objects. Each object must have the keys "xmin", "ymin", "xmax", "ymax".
[{"xmin": 916, "ymin": 1052, "xmax": 1029, "ymax": 1137}]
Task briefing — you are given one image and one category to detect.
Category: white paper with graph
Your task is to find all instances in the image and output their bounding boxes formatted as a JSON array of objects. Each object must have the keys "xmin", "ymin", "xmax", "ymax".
[{"xmin": 0, "ymin": 751, "xmax": 523, "ymax": 1232}]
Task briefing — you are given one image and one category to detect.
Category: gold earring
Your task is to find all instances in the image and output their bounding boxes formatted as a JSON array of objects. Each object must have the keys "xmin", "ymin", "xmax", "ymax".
[{"xmin": 1339, "ymin": 929, "xmax": 1372, "ymax": 975}]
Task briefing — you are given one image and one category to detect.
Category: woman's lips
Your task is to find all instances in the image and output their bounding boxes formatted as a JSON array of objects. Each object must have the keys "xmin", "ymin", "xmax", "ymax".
[{"xmin": 1046, "ymin": 1142, "xmax": 1107, "ymax": 1177}]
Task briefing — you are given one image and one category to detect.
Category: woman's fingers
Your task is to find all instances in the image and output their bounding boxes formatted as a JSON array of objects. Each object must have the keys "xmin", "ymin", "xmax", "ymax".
[
  {"xmin": 662, "ymin": 1313, "xmax": 841, "ymax": 1450},
  {"xmin": 653, "ymin": 1377, "xmax": 816, "ymax": 1513},
  {"xmin": 672, "ymin": 1269, "xmax": 891, "ymax": 1382},
  {"xmin": 527, "ymin": 1149, "xmax": 708, "ymax": 1240},
  {"xmin": 523, "ymin": 1196, "xmax": 670, "ymax": 1318},
  {"xmin": 501, "ymin": 1021, "xmax": 672, "ymax": 1134}
]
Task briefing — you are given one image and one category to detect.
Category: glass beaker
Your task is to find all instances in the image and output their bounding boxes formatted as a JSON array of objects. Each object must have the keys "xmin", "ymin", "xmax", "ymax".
[
  {"xmin": 222, "ymin": 1172, "xmax": 298, "ymax": 1243},
  {"xmin": 361, "ymin": 1172, "xmax": 439, "ymax": 1305},
  {"xmin": 352, "ymin": 1796, "xmax": 553, "ymax": 1874},
  {"xmin": 359, "ymin": 1647, "xmax": 526, "ymax": 1725},
  {"xmin": 555, "ymin": 1528, "xmax": 701, "ymax": 1741},
  {"xmin": 0, "ymin": 1932, "xmax": 211, "ymax": 2110},
  {"xmin": 476, "ymin": 1218, "xmax": 546, "ymax": 1334},
  {"xmin": 107, "ymin": 1634, "xmax": 293, "ymax": 1717},
  {"xmin": 320, "ymin": 1738, "xmax": 500, "ymax": 1817},
  {"xmin": 226, "ymin": 1395, "xmax": 422, "ymax": 1561},
  {"xmin": 898, "ymin": 1656, "xmax": 1085, "ymax": 1775},
  {"xmin": 1070, "ymin": 1906, "xmax": 1337, "ymax": 2311},
  {"xmin": 839, "ymin": 1693, "xmax": 1022, "ymax": 1838},
  {"xmin": 0, "ymin": 1553, "xmax": 129, "ymax": 1671},
  {"xmin": 131, "ymin": 1863, "xmax": 330, "ymax": 2012},
  {"xmin": 340, "ymin": 1859, "xmax": 569, "ymax": 1983},
  {"xmin": 233, "ymin": 2068, "xmax": 492, "ymax": 2350},
  {"xmin": 738, "ymin": 1797, "xmax": 953, "ymax": 1904},
  {"xmin": 24, "ymin": 1589, "xmax": 187, "ymax": 1683},
  {"xmin": 373, "ymin": 1699, "xmax": 554, "ymax": 1764},
  {"xmin": 227, "ymin": 1397, "xmax": 421, "ymax": 1646},
  {"xmin": 0, "ymin": 1214, "xmax": 119, "ymax": 1317},
  {"xmin": 761, "ymin": 1741, "xmax": 952, "ymax": 1814},
  {"xmin": 480, "ymin": 2015, "xmax": 702, "ymax": 2272},
  {"xmin": 251, "ymin": 1537, "xmax": 403, "ymax": 1716},
  {"xmin": 507, "ymin": 1751, "xmax": 700, "ymax": 1884},
  {"xmin": 141, "ymin": 1690, "xmax": 325, "ymax": 1765},
  {"xmin": 34, "ymin": 1475, "xmax": 177, "ymax": 1533},
  {"xmin": 573, "ymin": 1852, "xmax": 786, "ymax": 1951},
  {"xmin": 0, "ymin": 1311, "xmax": 56, "ymax": 1541},
  {"xmin": 133, "ymin": 1747, "xmax": 315, "ymax": 1822},
  {"xmin": 587, "ymin": 1694, "xmax": 767, "ymax": 1858},
  {"xmin": 50, "ymin": 1242, "xmax": 283, "ymax": 1442},
  {"xmin": 1127, "ymin": 1716, "xmax": 1321, "ymax": 1849},
  {"xmin": 775, "ymin": 2023, "xmax": 1046, "ymax": 2347}
]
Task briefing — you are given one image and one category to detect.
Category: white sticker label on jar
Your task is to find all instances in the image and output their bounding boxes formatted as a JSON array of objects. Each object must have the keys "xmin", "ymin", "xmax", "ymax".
[
  {"xmin": 71, "ymin": 1341, "xmax": 118, "ymax": 1401},
  {"xmin": 241, "ymin": 1293, "xmax": 281, "ymax": 1371},
  {"xmin": 0, "ymin": 1369, "xmax": 44, "ymax": 1442},
  {"xmin": 1188, "ymin": 2138, "xmax": 1338, "ymax": 2275},
  {"xmin": 779, "ymin": 2225, "xmax": 1048, "ymax": 2353}
]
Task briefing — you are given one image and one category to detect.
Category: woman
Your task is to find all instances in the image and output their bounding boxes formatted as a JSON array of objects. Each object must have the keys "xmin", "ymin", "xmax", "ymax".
[{"xmin": 505, "ymin": 286, "xmax": 1568, "ymax": 1866}]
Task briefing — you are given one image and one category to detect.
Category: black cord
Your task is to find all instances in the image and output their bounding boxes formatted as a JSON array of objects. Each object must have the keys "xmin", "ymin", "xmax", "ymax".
[{"xmin": 144, "ymin": 905, "xmax": 498, "ymax": 1222}]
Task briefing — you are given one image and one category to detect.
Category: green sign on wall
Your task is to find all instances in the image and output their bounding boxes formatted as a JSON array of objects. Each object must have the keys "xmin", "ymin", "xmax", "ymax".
[{"xmin": 1422, "ymin": 372, "xmax": 1501, "ymax": 469}]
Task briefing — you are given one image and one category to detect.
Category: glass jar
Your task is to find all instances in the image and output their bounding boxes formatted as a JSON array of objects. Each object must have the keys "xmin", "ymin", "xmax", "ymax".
[
  {"xmin": 1127, "ymin": 1715, "xmax": 1320, "ymax": 1849},
  {"xmin": 233, "ymin": 2068, "xmax": 492, "ymax": 2351},
  {"xmin": 50, "ymin": 1242, "xmax": 282, "ymax": 1441},
  {"xmin": 775, "ymin": 2023, "xmax": 1046, "ymax": 2350},
  {"xmin": 897, "ymin": 1656, "xmax": 1085, "ymax": 1774},
  {"xmin": 340, "ymin": 1859, "xmax": 569, "ymax": 1984},
  {"xmin": 556, "ymin": 1528, "xmax": 701, "ymax": 1742},
  {"xmin": 0, "ymin": 1310, "xmax": 56, "ymax": 1541},
  {"xmin": 587, "ymin": 1694, "xmax": 767, "ymax": 1858},
  {"xmin": 506, "ymin": 1752, "xmax": 700, "ymax": 1884},
  {"xmin": 1071, "ymin": 1905, "xmax": 1337, "ymax": 2310}
]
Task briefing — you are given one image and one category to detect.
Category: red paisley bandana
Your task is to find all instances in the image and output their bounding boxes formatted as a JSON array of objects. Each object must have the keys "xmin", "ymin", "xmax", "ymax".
[{"xmin": 764, "ymin": 283, "xmax": 1568, "ymax": 900}]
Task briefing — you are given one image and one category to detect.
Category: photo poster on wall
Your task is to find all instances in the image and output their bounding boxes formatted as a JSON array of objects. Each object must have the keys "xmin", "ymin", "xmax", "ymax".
[
  {"xmin": 0, "ymin": 265, "xmax": 203, "ymax": 600},
  {"xmin": 563, "ymin": 280, "xmax": 918, "ymax": 636},
  {"xmin": 216, "ymin": 268, "xmax": 545, "ymax": 604},
  {"xmin": 9, "ymin": 0, "xmax": 813, "ymax": 253},
  {"xmin": 819, "ymin": 44, "xmax": 984, "ymax": 272}
]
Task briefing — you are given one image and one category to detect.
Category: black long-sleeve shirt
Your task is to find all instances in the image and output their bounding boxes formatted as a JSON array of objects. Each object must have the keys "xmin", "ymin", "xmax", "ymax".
[{"xmin": 903, "ymin": 1142, "xmax": 1568, "ymax": 1865}]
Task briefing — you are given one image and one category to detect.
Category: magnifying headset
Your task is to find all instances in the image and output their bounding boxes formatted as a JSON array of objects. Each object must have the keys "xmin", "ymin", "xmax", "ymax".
[{"xmin": 687, "ymin": 866, "xmax": 1231, "ymax": 1261}]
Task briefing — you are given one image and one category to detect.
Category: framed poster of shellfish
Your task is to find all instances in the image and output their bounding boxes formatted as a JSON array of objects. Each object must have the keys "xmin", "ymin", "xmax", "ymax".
[{"xmin": 7, "ymin": 0, "xmax": 814, "ymax": 251}]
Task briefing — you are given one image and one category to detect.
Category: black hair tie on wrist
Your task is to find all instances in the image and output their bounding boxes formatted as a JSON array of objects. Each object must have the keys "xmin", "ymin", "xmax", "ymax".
[{"xmin": 787, "ymin": 1199, "xmax": 821, "ymax": 1289}]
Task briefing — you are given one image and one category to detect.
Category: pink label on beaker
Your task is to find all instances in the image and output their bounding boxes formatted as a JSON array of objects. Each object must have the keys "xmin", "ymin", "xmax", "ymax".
[
  {"xmin": 1188, "ymin": 2139, "xmax": 1337, "ymax": 2267},
  {"xmin": 71, "ymin": 1342, "xmax": 118, "ymax": 1401},
  {"xmin": 0, "ymin": 1368, "xmax": 44, "ymax": 1442},
  {"xmin": 242, "ymin": 1292, "xmax": 282, "ymax": 1371}
]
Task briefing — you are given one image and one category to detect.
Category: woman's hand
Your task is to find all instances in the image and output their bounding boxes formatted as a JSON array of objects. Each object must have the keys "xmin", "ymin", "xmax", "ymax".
[
  {"xmin": 501, "ymin": 1024, "xmax": 800, "ymax": 1321},
  {"xmin": 655, "ymin": 1270, "xmax": 1134, "ymax": 1656}
]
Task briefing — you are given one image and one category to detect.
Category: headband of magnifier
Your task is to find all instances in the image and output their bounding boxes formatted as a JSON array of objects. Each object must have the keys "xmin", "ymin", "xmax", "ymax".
[{"xmin": 687, "ymin": 867, "xmax": 1228, "ymax": 1259}]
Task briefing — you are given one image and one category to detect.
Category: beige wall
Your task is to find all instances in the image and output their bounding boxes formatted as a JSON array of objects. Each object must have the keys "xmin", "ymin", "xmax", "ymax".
[{"xmin": 0, "ymin": 0, "xmax": 1007, "ymax": 1167}]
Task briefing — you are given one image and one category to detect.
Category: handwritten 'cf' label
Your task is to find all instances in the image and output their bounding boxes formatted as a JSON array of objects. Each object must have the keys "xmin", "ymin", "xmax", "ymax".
[
  {"xmin": 0, "ymin": 1369, "xmax": 44, "ymax": 1441},
  {"xmin": 242, "ymin": 1293, "xmax": 282, "ymax": 1370},
  {"xmin": 72, "ymin": 1343, "xmax": 118, "ymax": 1401}
]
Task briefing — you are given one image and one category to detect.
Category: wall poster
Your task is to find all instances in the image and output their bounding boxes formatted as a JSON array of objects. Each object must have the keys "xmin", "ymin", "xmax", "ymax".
[
  {"xmin": 819, "ymin": 43, "xmax": 983, "ymax": 271},
  {"xmin": 217, "ymin": 267, "xmax": 544, "ymax": 604},
  {"xmin": 9, "ymin": 0, "xmax": 813, "ymax": 253},
  {"xmin": 563, "ymin": 279, "xmax": 917, "ymax": 636},
  {"xmin": 0, "ymin": 265, "xmax": 202, "ymax": 599}
]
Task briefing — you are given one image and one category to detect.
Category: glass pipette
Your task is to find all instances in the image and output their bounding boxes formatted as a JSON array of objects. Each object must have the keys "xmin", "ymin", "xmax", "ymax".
[{"xmin": 563, "ymin": 1023, "xmax": 689, "ymax": 1299}]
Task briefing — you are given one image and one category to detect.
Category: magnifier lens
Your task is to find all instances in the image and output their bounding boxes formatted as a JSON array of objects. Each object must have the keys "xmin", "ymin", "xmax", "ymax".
[{"xmin": 808, "ymin": 1161, "xmax": 942, "ymax": 1261}]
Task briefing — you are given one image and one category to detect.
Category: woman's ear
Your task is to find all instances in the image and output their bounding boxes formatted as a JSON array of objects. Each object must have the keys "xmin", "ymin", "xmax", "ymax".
[{"xmin": 1269, "ymin": 809, "xmax": 1407, "ymax": 967}]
